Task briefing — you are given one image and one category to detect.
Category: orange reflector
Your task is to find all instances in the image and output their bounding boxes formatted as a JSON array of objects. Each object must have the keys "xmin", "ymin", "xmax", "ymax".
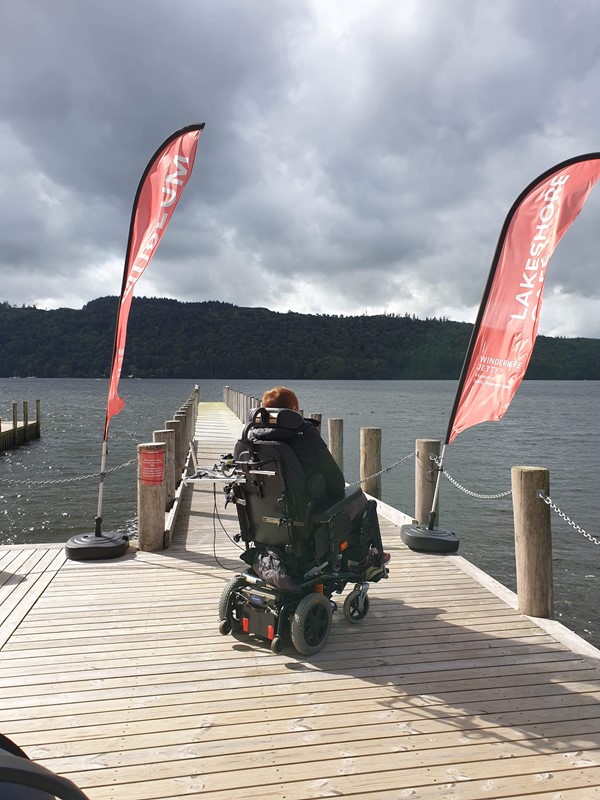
[
  {"xmin": 242, "ymin": 617, "xmax": 249, "ymax": 632},
  {"xmin": 340, "ymin": 540, "xmax": 348, "ymax": 551},
  {"xmin": 268, "ymin": 624, "xmax": 275, "ymax": 640}
]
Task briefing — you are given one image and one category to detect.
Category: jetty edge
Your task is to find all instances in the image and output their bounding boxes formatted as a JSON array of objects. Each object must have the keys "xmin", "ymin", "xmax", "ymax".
[{"xmin": 0, "ymin": 399, "xmax": 40, "ymax": 451}]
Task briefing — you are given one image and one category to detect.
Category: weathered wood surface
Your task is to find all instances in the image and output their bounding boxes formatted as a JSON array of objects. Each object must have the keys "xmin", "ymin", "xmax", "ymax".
[{"xmin": 1, "ymin": 401, "xmax": 600, "ymax": 799}]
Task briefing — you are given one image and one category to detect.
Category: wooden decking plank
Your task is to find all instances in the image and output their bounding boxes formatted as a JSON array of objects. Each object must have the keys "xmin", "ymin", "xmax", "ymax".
[
  {"xmin": 54, "ymin": 748, "xmax": 600, "ymax": 800},
  {"xmin": 10, "ymin": 688, "xmax": 600, "ymax": 746}
]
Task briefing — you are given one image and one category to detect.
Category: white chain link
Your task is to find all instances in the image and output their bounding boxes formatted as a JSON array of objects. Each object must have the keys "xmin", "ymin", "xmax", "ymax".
[
  {"xmin": 348, "ymin": 451, "xmax": 416, "ymax": 488},
  {"xmin": 430, "ymin": 454, "xmax": 512, "ymax": 500},
  {"xmin": 537, "ymin": 490, "xmax": 600, "ymax": 547},
  {"xmin": 0, "ymin": 458, "xmax": 137, "ymax": 487}
]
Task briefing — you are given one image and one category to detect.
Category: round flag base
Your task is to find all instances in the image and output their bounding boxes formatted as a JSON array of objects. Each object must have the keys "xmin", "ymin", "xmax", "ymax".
[
  {"xmin": 65, "ymin": 532, "xmax": 129, "ymax": 561},
  {"xmin": 401, "ymin": 524, "xmax": 459, "ymax": 554}
]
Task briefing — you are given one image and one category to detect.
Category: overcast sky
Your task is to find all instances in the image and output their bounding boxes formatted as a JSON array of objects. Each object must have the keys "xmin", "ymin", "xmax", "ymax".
[{"xmin": 2, "ymin": 0, "xmax": 600, "ymax": 337}]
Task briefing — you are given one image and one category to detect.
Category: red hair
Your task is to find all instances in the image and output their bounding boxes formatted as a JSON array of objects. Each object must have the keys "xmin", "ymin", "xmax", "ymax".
[{"xmin": 261, "ymin": 386, "xmax": 299, "ymax": 411}]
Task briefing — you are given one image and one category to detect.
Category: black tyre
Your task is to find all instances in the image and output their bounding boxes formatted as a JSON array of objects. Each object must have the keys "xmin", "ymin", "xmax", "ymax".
[
  {"xmin": 219, "ymin": 619, "xmax": 231, "ymax": 636},
  {"xmin": 218, "ymin": 576, "xmax": 246, "ymax": 630},
  {"xmin": 290, "ymin": 593, "xmax": 332, "ymax": 655},
  {"xmin": 270, "ymin": 635, "xmax": 283, "ymax": 654},
  {"xmin": 343, "ymin": 588, "xmax": 370, "ymax": 623}
]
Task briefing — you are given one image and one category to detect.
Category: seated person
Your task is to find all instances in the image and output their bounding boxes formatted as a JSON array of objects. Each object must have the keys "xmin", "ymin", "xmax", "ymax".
[{"xmin": 245, "ymin": 386, "xmax": 389, "ymax": 587}]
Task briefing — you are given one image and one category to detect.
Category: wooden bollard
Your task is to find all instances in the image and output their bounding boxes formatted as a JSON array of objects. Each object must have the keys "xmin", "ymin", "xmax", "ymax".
[
  {"xmin": 328, "ymin": 419, "xmax": 343, "ymax": 471},
  {"xmin": 175, "ymin": 410, "xmax": 190, "ymax": 466},
  {"xmin": 308, "ymin": 413, "xmax": 322, "ymax": 436},
  {"xmin": 165, "ymin": 418, "xmax": 184, "ymax": 486},
  {"xmin": 415, "ymin": 439, "xmax": 441, "ymax": 525},
  {"xmin": 512, "ymin": 466, "xmax": 553, "ymax": 618},
  {"xmin": 137, "ymin": 442, "xmax": 166, "ymax": 551},
  {"xmin": 23, "ymin": 401, "xmax": 29, "ymax": 442},
  {"xmin": 153, "ymin": 429, "xmax": 176, "ymax": 510},
  {"xmin": 360, "ymin": 427, "xmax": 382, "ymax": 499},
  {"xmin": 12, "ymin": 404, "xmax": 17, "ymax": 447},
  {"xmin": 35, "ymin": 399, "xmax": 41, "ymax": 437}
]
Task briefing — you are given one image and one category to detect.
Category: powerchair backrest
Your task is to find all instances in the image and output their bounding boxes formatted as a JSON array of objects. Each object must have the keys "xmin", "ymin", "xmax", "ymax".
[{"xmin": 233, "ymin": 408, "xmax": 310, "ymax": 549}]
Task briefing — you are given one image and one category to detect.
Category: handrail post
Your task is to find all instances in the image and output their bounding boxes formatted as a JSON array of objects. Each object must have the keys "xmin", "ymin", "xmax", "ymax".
[{"xmin": 512, "ymin": 465, "xmax": 553, "ymax": 618}]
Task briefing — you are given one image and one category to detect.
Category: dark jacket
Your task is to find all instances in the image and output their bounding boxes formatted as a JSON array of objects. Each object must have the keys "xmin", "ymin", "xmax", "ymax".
[{"xmin": 247, "ymin": 418, "xmax": 345, "ymax": 510}]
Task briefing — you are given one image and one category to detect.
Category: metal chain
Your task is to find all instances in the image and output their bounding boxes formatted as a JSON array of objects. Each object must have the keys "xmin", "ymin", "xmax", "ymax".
[
  {"xmin": 537, "ymin": 490, "xmax": 600, "ymax": 546},
  {"xmin": 347, "ymin": 451, "xmax": 416, "ymax": 488},
  {"xmin": 430, "ymin": 454, "xmax": 512, "ymax": 500},
  {"xmin": 0, "ymin": 458, "xmax": 137, "ymax": 487}
]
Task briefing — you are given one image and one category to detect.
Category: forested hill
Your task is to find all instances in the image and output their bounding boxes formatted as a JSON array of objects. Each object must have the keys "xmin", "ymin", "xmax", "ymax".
[{"xmin": 1, "ymin": 296, "xmax": 599, "ymax": 380}]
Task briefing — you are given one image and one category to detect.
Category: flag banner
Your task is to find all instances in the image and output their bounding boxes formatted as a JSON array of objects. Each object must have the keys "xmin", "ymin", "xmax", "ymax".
[
  {"xmin": 104, "ymin": 123, "xmax": 204, "ymax": 439},
  {"xmin": 446, "ymin": 153, "xmax": 600, "ymax": 445}
]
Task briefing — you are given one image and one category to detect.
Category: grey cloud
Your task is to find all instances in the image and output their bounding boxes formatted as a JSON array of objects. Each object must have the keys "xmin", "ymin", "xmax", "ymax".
[{"xmin": 2, "ymin": 0, "xmax": 600, "ymax": 336}]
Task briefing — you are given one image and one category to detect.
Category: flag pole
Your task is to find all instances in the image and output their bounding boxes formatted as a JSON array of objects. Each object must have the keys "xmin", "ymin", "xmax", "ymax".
[
  {"xmin": 64, "ymin": 123, "xmax": 204, "ymax": 561},
  {"xmin": 94, "ymin": 439, "xmax": 109, "ymax": 537},
  {"xmin": 427, "ymin": 443, "xmax": 446, "ymax": 530}
]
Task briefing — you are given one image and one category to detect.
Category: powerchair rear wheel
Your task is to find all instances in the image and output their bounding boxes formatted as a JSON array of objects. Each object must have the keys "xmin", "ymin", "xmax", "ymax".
[
  {"xmin": 290, "ymin": 592, "xmax": 332, "ymax": 655},
  {"xmin": 218, "ymin": 575, "xmax": 246, "ymax": 633}
]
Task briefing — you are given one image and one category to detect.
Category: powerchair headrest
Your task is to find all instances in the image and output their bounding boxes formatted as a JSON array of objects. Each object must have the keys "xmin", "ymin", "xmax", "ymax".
[{"xmin": 241, "ymin": 407, "xmax": 304, "ymax": 443}]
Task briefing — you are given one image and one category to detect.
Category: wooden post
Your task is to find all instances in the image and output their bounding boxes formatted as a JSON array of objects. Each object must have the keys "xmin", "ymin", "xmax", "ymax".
[
  {"xmin": 165, "ymin": 418, "xmax": 183, "ymax": 486},
  {"xmin": 35, "ymin": 399, "xmax": 41, "ymax": 437},
  {"xmin": 360, "ymin": 427, "xmax": 382, "ymax": 499},
  {"xmin": 153, "ymin": 429, "xmax": 176, "ymax": 510},
  {"xmin": 175, "ymin": 411, "xmax": 189, "ymax": 470},
  {"xmin": 22, "ymin": 401, "xmax": 29, "ymax": 442},
  {"xmin": 328, "ymin": 418, "xmax": 343, "ymax": 472},
  {"xmin": 415, "ymin": 439, "xmax": 441, "ymax": 525},
  {"xmin": 137, "ymin": 442, "xmax": 166, "ymax": 551},
  {"xmin": 512, "ymin": 466, "xmax": 553, "ymax": 618},
  {"xmin": 12, "ymin": 403, "xmax": 18, "ymax": 447},
  {"xmin": 308, "ymin": 413, "xmax": 322, "ymax": 436}
]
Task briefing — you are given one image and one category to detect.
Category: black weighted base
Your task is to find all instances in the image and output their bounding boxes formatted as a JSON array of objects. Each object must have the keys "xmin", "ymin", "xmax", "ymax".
[
  {"xmin": 401, "ymin": 524, "xmax": 459, "ymax": 554},
  {"xmin": 65, "ymin": 532, "xmax": 129, "ymax": 561}
]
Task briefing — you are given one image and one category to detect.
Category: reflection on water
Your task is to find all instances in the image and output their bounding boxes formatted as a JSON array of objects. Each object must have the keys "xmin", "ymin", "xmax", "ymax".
[{"xmin": 1, "ymin": 377, "xmax": 599, "ymax": 647}]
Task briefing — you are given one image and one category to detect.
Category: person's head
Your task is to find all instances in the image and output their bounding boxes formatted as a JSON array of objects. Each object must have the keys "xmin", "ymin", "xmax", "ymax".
[{"xmin": 261, "ymin": 386, "xmax": 300, "ymax": 412}]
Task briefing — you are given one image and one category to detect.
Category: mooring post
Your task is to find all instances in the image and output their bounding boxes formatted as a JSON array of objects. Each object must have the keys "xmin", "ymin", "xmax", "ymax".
[
  {"xmin": 308, "ymin": 413, "xmax": 322, "ymax": 437},
  {"xmin": 328, "ymin": 418, "xmax": 344, "ymax": 472},
  {"xmin": 11, "ymin": 403, "xmax": 17, "ymax": 447},
  {"xmin": 415, "ymin": 439, "xmax": 441, "ymax": 525},
  {"xmin": 511, "ymin": 465, "xmax": 553, "ymax": 618},
  {"xmin": 23, "ymin": 401, "xmax": 29, "ymax": 442},
  {"xmin": 137, "ymin": 442, "xmax": 167, "ymax": 551},
  {"xmin": 360, "ymin": 427, "xmax": 382, "ymax": 499},
  {"xmin": 35, "ymin": 399, "xmax": 41, "ymax": 438},
  {"xmin": 166, "ymin": 418, "xmax": 184, "ymax": 485},
  {"xmin": 153, "ymin": 429, "xmax": 176, "ymax": 510}
]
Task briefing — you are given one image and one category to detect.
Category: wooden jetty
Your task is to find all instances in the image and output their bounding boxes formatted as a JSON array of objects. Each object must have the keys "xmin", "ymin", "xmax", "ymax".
[
  {"xmin": 0, "ymin": 399, "xmax": 40, "ymax": 451},
  {"xmin": 1, "ymin": 401, "xmax": 600, "ymax": 798}
]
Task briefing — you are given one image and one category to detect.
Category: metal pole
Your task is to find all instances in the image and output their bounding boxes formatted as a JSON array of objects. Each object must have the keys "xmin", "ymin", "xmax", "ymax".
[{"xmin": 427, "ymin": 443, "xmax": 446, "ymax": 530}]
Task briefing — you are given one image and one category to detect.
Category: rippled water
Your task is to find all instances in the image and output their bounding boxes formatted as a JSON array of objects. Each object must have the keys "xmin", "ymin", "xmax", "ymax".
[{"xmin": 1, "ymin": 377, "xmax": 599, "ymax": 648}]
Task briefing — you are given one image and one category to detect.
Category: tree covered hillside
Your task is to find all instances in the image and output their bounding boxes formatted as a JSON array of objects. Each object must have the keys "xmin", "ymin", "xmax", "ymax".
[{"xmin": 1, "ymin": 297, "xmax": 599, "ymax": 380}]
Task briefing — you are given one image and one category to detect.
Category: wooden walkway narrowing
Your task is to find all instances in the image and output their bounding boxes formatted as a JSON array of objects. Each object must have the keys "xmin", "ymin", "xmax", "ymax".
[{"xmin": 1, "ymin": 401, "xmax": 600, "ymax": 799}]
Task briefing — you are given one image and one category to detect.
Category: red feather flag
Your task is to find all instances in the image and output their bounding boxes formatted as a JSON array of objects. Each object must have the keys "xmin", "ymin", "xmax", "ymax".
[
  {"xmin": 446, "ymin": 153, "xmax": 600, "ymax": 445},
  {"xmin": 104, "ymin": 123, "xmax": 204, "ymax": 439}
]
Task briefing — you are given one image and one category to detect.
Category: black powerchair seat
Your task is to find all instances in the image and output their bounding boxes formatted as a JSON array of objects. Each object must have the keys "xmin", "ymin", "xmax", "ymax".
[{"xmin": 218, "ymin": 407, "xmax": 388, "ymax": 655}]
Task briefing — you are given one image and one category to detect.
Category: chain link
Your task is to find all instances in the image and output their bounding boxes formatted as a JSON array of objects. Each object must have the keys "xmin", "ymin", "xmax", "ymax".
[
  {"xmin": 537, "ymin": 490, "xmax": 600, "ymax": 547},
  {"xmin": 0, "ymin": 458, "xmax": 137, "ymax": 487},
  {"xmin": 430, "ymin": 454, "xmax": 512, "ymax": 500},
  {"xmin": 347, "ymin": 451, "xmax": 416, "ymax": 488}
]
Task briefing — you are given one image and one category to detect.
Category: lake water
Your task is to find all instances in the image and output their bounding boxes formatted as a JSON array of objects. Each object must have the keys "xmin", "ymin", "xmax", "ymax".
[{"xmin": 1, "ymin": 377, "xmax": 599, "ymax": 648}]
